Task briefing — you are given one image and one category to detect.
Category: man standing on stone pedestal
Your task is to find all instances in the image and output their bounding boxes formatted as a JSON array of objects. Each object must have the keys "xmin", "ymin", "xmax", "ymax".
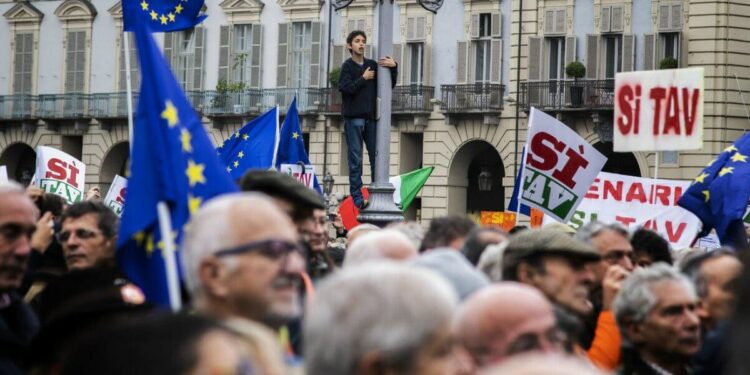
[{"xmin": 338, "ymin": 30, "xmax": 397, "ymax": 209}]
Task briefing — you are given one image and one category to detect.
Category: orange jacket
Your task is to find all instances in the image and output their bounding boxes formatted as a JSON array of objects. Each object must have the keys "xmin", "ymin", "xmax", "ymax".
[{"xmin": 587, "ymin": 310, "xmax": 622, "ymax": 371}]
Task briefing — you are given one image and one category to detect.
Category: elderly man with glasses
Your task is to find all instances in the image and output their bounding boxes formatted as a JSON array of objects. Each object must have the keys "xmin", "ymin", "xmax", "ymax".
[
  {"xmin": 181, "ymin": 193, "xmax": 305, "ymax": 374},
  {"xmin": 575, "ymin": 221, "xmax": 637, "ymax": 371}
]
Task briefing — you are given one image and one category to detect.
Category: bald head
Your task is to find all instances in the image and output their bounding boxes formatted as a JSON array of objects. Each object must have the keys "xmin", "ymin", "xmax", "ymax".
[
  {"xmin": 346, "ymin": 223, "xmax": 380, "ymax": 245},
  {"xmin": 344, "ymin": 229, "xmax": 417, "ymax": 267},
  {"xmin": 182, "ymin": 193, "xmax": 298, "ymax": 296},
  {"xmin": 455, "ymin": 283, "xmax": 561, "ymax": 368}
]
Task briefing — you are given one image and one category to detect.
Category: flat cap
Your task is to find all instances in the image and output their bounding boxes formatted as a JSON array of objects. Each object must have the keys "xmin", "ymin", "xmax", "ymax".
[
  {"xmin": 239, "ymin": 170, "xmax": 325, "ymax": 210},
  {"xmin": 505, "ymin": 228, "xmax": 601, "ymax": 264}
]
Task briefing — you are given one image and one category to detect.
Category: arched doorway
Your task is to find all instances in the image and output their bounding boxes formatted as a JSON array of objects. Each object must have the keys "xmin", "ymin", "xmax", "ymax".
[
  {"xmin": 594, "ymin": 142, "xmax": 641, "ymax": 177},
  {"xmin": 448, "ymin": 140, "xmax": 505, "ymax": 216},
  {"xmin": 100, "ymin": 142, "xmax": 130, "ymax": 193},
  {"xmin": 0, "ymin": 143, "xmax": 36, "ymax": 186}
]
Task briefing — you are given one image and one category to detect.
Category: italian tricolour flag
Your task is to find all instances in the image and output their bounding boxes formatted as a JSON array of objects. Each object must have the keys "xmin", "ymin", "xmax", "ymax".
[{"xmin": 339, "ymin": 166, "xmax": 434, "ymax": 230}]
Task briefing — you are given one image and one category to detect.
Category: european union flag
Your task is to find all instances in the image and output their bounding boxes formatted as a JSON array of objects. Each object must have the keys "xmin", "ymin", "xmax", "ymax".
[
  {"xmin": 276, "ymin": 97, "xmax": 322, "ymax": 194},
  {"xmin": 117, "ymin": 17, "xmax": 237, "ymax": 305},
  {"xmin": 123, "ymin": 0, "xmax": 207, "ymax": 33},
  {"xmin": 217, "ymin": 107, "xmax": 279, "ymax": 180},
  {"xmin": 678, "ymin": 132, "xmax": 750, "ymax": 246}
]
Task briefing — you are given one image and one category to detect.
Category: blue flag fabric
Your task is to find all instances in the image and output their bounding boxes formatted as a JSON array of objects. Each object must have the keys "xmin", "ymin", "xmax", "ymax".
[
  {"xmin": 678, "ymin": 132, "xmax": 750, "ymax": 245},
  {"xmin": 117, "ymin": 19, "xmax": 237, "ymax": 306},
  {"xmin": 507, "ymin": 147, "xmax": 531, "ymax": 216},
  {"xmin": 276, "ymin": 97, "xmax": 322, "ymax": 194},
  {"xmin": 217, "ymin": 107, "xmax": 279, "ymax": 180},
  {"xmin": 123, "ymin": 0, "xmax": 207, "ymax": 32}
]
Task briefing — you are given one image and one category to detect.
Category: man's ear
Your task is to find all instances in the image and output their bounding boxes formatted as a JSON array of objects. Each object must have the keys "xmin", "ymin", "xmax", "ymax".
[
  {"xmin": 623, "ymin": 320, "xmax": 646, "ymax": 344},
  {"xmin": 517, "ymin": 262, "xmax": 541, "ymax": 286},
  {"xmin": 199, "ymin": 257, "xmax": 230, "ymax": 298}
]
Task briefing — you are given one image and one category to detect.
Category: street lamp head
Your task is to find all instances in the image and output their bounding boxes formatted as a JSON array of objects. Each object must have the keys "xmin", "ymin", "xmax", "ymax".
[{"xmin": 418, "ymin": 0, "xmax": 444, "ymax": 13}]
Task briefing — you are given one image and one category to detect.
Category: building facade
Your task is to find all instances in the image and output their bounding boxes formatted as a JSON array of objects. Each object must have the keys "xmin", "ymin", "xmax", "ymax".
[{"xmin": 0, "ymin": 0, "xmax": 747, "ymax": 221}]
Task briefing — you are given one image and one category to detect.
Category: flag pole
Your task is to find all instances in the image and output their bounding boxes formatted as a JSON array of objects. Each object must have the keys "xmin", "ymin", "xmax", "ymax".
[
  {"xmin": 124, "ymin": 31, "xmax": 135, "ymax": 154},
  {"xmin": 514, "ymin": 149, "xmax": 529, "ymax": 226},
  {"xmin": 157, "ymin": 201, "xmax": 182, "ymax": 311},
  {"xmin": 514, "ymin": 110, "xmax": 534, "ymax": 226},
  {"xmin": 271, "ymin": 106, "xmax": 280, "ymax": 169}
]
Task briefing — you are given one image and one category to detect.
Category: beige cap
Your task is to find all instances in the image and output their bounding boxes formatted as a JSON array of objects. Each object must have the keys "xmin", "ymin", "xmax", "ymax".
[
  {"xmin": 543, "ymin": 222, "xmax": 578, "ymax": 235},
  {"xmin": 505, "ymin": 228, "xmax": 601, "ymax": 263}
]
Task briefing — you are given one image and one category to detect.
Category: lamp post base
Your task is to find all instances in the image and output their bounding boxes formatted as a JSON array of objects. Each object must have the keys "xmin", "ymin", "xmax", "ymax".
[{"xmin": 358, "ymin": 182, "xmax": 403, "ymax": 227}]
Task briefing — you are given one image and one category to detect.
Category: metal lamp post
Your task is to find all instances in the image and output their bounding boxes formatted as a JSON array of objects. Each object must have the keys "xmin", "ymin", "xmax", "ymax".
[{"xmin": 332, "ymin": 0, "xmax": 442, "ymax": 227}]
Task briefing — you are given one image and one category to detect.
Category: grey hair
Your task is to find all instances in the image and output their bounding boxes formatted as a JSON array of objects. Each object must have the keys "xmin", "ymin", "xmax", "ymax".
[
  {"xmin": 477, "ymin": 242, "xmax": 508, "ymax": 282},
  {"xmin": 613, "ymin": 263, "xmax": 696, "ymax": 333},
  {"xmin": 304, "ymin": 262, "xmax": 458, "ymax": 375},
  {"xmin": 574, "ymin": 220, "xmax": 629, "ymax": 244},
  {"xmin": 0, "ymin": 181, "xmax": 25, "ymax": 195},
  {"xmin": 181, "ymin": 193, "xmax": 259, "ymax": 297},
  {"xmin": 344, "ymin": 229, "xmax": 416, "ymax": 267}
]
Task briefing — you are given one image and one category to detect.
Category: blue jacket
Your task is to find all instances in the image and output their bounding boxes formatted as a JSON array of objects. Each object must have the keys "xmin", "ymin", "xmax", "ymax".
[{"xmin": 338, "ymin": 57, "xmax": 397, "ymax": 119}]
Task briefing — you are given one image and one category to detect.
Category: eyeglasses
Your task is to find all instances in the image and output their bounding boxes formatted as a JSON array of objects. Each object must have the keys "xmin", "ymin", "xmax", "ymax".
[
  {"xmin": 214, "ymin": 239, "xmax": 302, "ymax": 259},
  {"xmin": 602, "ymin": 250, "xmax": 634, "ymax": 264},
  {"xmin": 56, "ymin": 228, "xmax": 102, "ymax": 243},
  {"xmin": 0, "ymin": 223, "xmax": 36, "ymax": 243}
]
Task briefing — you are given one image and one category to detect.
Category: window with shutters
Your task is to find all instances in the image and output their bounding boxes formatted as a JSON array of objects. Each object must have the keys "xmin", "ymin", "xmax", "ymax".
[
  {"xmin": 65, "ymin": 30, "xmax": 86, "ymax": 93},
  {"xmin": 118, "ymin": 36, "xmax": 140, "ymax": 92},
  {"xmin": 291, "ymin": 22, "xmax": 313, "ymax": 88},
  {"xmin": 601, "ymin": 35, "xmax": 622, "ymax": 79},
  {"xmin": 546, "ymin": 37, "xmax": 565, "ymax": 80},
  {"xmin": 408, "ymin": 43, "xmax": 423, "ymax": 85},
  {"xmin": 232, "ymin": 24, "xmax": 253, "ymax": 84},
  {"xmin": 473, "ymin": 13, "xmax": 492, "ymax": 83},
  {"xmin": 658, "ymin": 3, "xmax": 683, "ymax": 31},
  {"xmin": 175, "ymin": 30, "xmax": 196, "ymax": 90},
  {"xmin": 13, "ymin": 32, "xmax": 33, "ymax": 94}
]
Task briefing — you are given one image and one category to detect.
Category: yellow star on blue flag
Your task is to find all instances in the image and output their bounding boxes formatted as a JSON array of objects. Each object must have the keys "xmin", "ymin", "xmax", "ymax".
[
  {"xmin": 679, "ymin": 132, "xmax": 750, "ymax": 247},
  {"xmin": 117, "ymin": 18, "xmax": 237, "ymax": 306},
  {"xmin": 123, "ymin": 0, "xmax": 207, "ymax": 32},
  {"xmin": 217, "ymin": 107, "xmax": 279, "ymax": 180},
  {"xmin": 276, "ymin": 97, "xmax": 323, "ymax": 194}
]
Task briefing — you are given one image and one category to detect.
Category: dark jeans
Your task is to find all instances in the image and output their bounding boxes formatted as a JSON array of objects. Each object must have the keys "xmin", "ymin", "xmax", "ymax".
[{"xmin": 344, "ymin": 118, "xmax": 377, "ymax": 207}]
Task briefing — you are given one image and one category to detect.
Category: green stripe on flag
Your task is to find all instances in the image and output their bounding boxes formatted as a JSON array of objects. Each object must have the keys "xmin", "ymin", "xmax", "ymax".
[{"xmin": 389, "ymin": 166, "xmax": 434, "ymax": 211}]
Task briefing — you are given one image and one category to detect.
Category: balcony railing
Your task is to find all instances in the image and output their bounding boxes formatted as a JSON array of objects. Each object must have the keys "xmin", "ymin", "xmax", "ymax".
[
  {"xmin": 0, "ymin": 95, "xmax": 36, "ymax": 120},
  {"xmin": 37, "ymin": 94, "xmax": 88, "ymax": 119},
  {"xmin": 0, "ymin": 87, "xmax": 417, "ymax": 120},
  {"xmin": 392, "ymin": 85, "xmax": 434, "ymax": 113},
  {"xmin": 440, "ymin": 83, "xmax": 504, "ymax": 113},
  {"xmin": 519, "ymin": 79, "xmax": 615, "ymax": 111},
  {"xmin": 320, "ymin": 87, "xmax": 342, "ymax": 114},
  {"xmin": 89, "ymin": 92, "xmax": 139, "ymax": 118}
]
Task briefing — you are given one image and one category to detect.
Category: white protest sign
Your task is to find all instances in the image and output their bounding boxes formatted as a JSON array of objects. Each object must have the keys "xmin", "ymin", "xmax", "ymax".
[
  {"xmin": 280, "ymin": 163, "xmax": 316, "ymax": 189},
  {"xmin": 104, "ymin": 175, "xmax": 128, "ymax": 216},
  {"xmin": 543, "ymin": 172, "xmax": 701, "ymax": 249},
  {"xmin": 0, "ymin": 166, "xmax": 7, "ymax": 182},
  {"xmin": 35, "ymin": 146, "xmax": 86, "ymax": 204},
  {"xmin": 614, "ymin": 67, "xmax": 704, "ymax": 151},
  {"xmin": 521, "ymin": 108, "xmax": 608, "ymax": 222}
]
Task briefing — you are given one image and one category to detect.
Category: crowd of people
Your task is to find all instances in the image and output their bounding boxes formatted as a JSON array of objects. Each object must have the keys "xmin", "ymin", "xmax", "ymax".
[{"xmin": 0, "ymin": 170, "xmax": 748, "ymax": 375}]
